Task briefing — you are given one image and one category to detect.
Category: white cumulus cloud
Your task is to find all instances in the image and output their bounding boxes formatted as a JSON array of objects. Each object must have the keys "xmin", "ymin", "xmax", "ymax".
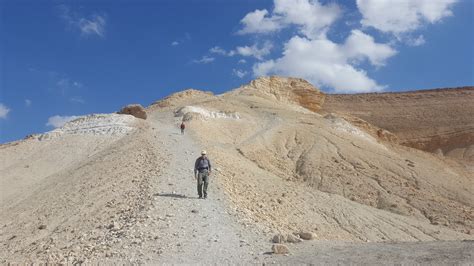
[
  {"xmin": 46, "ymin": 115, "xmax": 80, "ymax": 128},
  {"xmin": 357, "ymin": 0, "xmax": 457, "ymax": 34},
  {"xmin": 233, "ymin": 42, "xmax": 273, "ymax": 60},
  {"xmin": 273, "ymin": 0, "xmax": 341, "ymax": 39},
  {"xmin": 0, "ymin": 103, "xmax": 11, "ymax": 119},
  {"xmin": 233, "ymin": 0, "xmax": 457, "ymax": 93},
  {"xmin": 238, "ymin": 9, "xmax": 282, "ymax": 34},
  {"xmin": 209, "ymin": 43, "xmax": 272, "ymax": 60},
  {"xmin": 238, "ymin": 0, "xmax": 341, "ymax": 39},
  {"xmin": 343, "ymin": 30, "xmax": 398, "ymax": 67},
  {"xmin": 253, "ymin": 30, "xmax": 397, "ymax": 93}
]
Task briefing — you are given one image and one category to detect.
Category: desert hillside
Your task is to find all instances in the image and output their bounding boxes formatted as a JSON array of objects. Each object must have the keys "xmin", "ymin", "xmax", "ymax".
[
  {"xmin": 1, "ymin": 76, "xmax": 472, "ymax": 264},
  {"xmin": 321, "ymin": 87, "xmax": 474, "ymax": 164},
  {"xmin": 160, "ymin": 76, "xmax": 473, "ymax": 237}
]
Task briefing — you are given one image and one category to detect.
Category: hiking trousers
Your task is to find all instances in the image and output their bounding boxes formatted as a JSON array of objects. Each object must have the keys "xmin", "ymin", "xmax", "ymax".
[{"xmin": 197, "ymin": 170, "xmax": 209, "ymax": 198}]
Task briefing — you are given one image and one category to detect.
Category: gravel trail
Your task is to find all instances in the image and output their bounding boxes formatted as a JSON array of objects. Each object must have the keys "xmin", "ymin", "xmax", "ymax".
[{"xmin": 136, "ymin": 110, "xmax": 269, "ymax": 264}]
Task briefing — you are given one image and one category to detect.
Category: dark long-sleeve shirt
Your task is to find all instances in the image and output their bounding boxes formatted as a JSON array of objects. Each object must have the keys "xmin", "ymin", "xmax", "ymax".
[{"xmin": 194, "ymin": 156, "xmax": 211, "ymax": 174}]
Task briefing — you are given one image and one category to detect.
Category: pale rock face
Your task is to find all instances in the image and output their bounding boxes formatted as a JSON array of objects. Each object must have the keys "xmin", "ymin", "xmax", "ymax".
[
  {"xmin": 230, "ymin": 76, "xmax": 326, "ymax": 112},
  {"xmin": 33, "ymin": 114, "xmax": 138, "ymax": 141},
  {"xmin": 324, "ymin": 113, "xmax": 381, "ymax": 146},
  {"xmin": 174, "ymin": 106, "xmax": 240, "ymax": 121}
]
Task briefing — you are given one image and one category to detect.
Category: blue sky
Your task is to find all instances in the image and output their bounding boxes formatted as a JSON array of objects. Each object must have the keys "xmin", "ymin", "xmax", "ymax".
[{"xmin": 1, "ymin": 0, "xmax": 473, "ymax": 143}]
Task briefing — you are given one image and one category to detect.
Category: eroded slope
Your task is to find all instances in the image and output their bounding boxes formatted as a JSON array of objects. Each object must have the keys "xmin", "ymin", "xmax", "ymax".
[
  {"xmin": 163, "ymin": 77, "xmax": 473, "ymax": 241},
  {"xmin": 321, "ymin": 87, "xmax": 474, "ymax": 163},
  {"xmin": 0, "ymin": 114, "xmax": 162, "ymax": 263}
]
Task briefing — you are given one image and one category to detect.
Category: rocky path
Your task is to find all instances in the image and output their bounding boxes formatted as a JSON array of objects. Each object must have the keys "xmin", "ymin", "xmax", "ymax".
[{"xmin": 135, "ymin": 111, "xmax": 269, "ymax": 264}]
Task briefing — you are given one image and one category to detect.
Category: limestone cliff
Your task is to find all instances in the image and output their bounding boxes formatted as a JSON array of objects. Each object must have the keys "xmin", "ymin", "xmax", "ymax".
[{"xmin": 229, "ymin": 76, "xmax": 326, "ymax": 112}]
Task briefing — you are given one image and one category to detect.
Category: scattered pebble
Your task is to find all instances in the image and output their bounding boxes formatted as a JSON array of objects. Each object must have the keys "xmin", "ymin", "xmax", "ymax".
[
  {"xmin": 271, "ymin": 244, "xmax": 290, "ymax": 254},
  {"xmin": 286, "ymin": 234, "xmax": 302, "ymax": 243},
  {"xmin": 272, "ymin": 234, "xmax": 286, "ymax": 243}
]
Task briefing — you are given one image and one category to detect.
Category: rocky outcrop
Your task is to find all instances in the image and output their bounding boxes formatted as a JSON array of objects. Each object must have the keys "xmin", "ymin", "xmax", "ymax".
[
  {"xmin": 151, "ymin": 89, "xmax": 214, "ymax": 108},
  {"xmin": 334, "ymin": 113, "xmax": 399, "ymax": 143},
  {"xmin": 230, "ymin": 76, "xmax": 325, "ymax": 112},
  {"xmin": 175, "ymin": 106, "xmax": 241, "ymax": 121},
  {"xmin": 33, "ymin": 114, "xmax": 138, "ymax": 141},
  {"xmin": 118, "ymin": 104, "xmax": 147, "ymax": 120}
]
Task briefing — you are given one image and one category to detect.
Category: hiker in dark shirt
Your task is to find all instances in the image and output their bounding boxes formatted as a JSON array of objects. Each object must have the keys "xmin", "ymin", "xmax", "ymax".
[
  {"xmin": 194, "ymin": 150, "xmax": 212, "ymax": 199},
  {"xmin": 180, "ymin": 122, "xmax": 185, "ymax": 135}
]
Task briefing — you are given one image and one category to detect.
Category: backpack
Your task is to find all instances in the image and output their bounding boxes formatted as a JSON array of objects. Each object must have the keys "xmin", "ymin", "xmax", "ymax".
[
  {"xmin": 196, "ymin": 157, "xmax": 210, "ymax": 170},
  {"xmin": 180, "ymin": 123, "xmax": 185, "ymax": 129}
]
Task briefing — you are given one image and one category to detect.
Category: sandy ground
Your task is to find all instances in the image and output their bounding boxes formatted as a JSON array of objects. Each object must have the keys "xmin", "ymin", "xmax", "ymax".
[{"xmin": 272, "ymin": 240, "xmax": 474, "ymax": 265}]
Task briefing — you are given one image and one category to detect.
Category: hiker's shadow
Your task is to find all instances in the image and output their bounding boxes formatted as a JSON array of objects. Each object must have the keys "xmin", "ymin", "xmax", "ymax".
[{"xmin": 154, "ymin": 193, "xmax": 189, "ymax": 199}]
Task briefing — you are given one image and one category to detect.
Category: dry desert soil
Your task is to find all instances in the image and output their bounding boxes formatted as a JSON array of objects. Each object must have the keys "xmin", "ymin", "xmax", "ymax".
[{"xmin": 1, "ymin": 76, "xmax": 473, "ymax": 264}]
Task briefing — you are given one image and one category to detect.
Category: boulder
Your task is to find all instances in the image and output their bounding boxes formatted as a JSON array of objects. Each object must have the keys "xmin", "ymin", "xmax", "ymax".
[
  {"xmin": 118, "ymin": 104, "xmax": 147, "ymax": 120},
  {"xmin": 271, "ymin": 244, "xmax": 290, "ymax": 254},
  {"xmin": 298, "ymin": 231, "xmax": 316, "ymax": 240}
]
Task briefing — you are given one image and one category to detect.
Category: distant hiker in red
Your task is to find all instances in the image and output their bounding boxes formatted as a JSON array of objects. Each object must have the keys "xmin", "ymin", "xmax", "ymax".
[{"xmin": 180, "ymin": 122, "xmax": 185, "ymax": 135}]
